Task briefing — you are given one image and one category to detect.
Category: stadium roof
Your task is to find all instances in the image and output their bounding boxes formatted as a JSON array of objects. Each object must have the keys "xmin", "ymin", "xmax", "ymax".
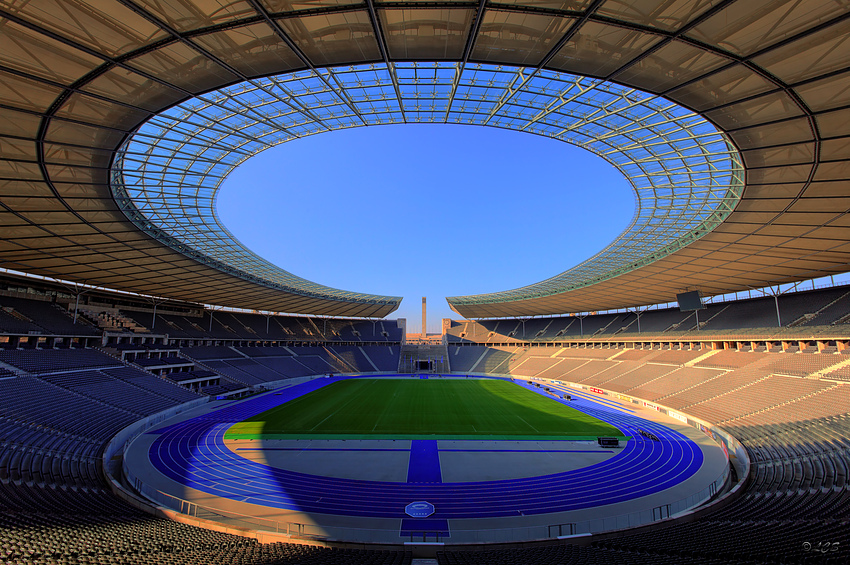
[{"xmin": 1, "ymin": 0, "xmax": 849, "ymax": 318}]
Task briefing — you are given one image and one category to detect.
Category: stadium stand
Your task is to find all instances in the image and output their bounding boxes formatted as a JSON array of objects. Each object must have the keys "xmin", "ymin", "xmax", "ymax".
[
  {"xmin": 182, "ymin": 346, "xmax": 244, "ymax": 360},
  {"xmin": 152, "ymin": 311, "xmax": 402, "ymax": 345},
  {"xmin": 2, "ymin": 285, "xmax": 850, "ymax": 563},
  {"xmin": 592, "ymin": 363, "xmax": 678, "ymax": 391},
  {"xmin": 533, "ymin": 358, "xmax": 595, "ymax": 380},
  {"xmin": 500, "ymin": 352, "xmax": 560, "ymax": 377},
  {"xmin": 448, "ymin": 346, "xmax": 485, "ymax": 372},
  {"xmin": 0, "ymin": 296, "xmax": 99, "ymax": 337},
  {"xmin": 559, "ymin": 360, "xmax": 618, "ymax": 382},
  {"xmin": 433, "ymin": 337, "xmax": 850, "ymax": 561},
  {"xmin": 433, "ymin": 411, "xmax": 850, "ymax": 565},
  {"xmin": 625, "ymin": 367, "xmax": 726, "ymax": 402},
  {"xmin": 444, "ymin": 285, "xmax": 850, "ymax": 345},
  {"xmin": 0, "ymin": 308, "xmax": 47, "ymax": 335},
  {"xmin": 607, "ymin": 348, "xmax": 658, "ymax": 362},
  {"xmin": 234, "ymin": 347, "xmax": 293, "ymax": 357},
  {"xmin": 0, "ymin": 349, "xmax": 122, "ymax": 374},
  {"xmin": 0, "ymin": 487, "xmax": 412, "ymax": 565},
  {"xmin": 645, "ymin": 349, "xmax": 705, "ymax": 364},
  {"xmin": 559, "ymin": 347, "xmax": 618, "ymax": 360},
  {"xmin": 358, "ymin": 346, "xmax": 401, "ymax": 372},
  {"xmin": 823, "ymin": 364, "xmax": 850, "ymax": 383},
  {"xmin": 693, "ymin": 350, "xmax": 764, "ymax": 370},
  {"xmin": 104, "ymin": 367, "xmax": 201, "ymax": 404},
  {"xmin": 181, "ymin": 345, "xmax": 401, "ymax": 384}
]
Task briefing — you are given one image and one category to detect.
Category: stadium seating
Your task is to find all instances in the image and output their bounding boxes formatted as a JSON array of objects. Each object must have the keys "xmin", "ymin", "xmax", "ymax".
[
  {"xmin": 182, "ymin": 345, "xmax": 401, "ymax": 385},
  {"xmin": 0, "ymin": 349, "xmax": 123, "ymax": 374},
  {"xmin": 504, "ymin": 353, "xmax": 560, "ymax": 377},
  {"xmin": 625, "ymin": 367, "xmax": 725, "ymax": 401},
  {"xmin": 0, "ymin": 487, "xmax": 413, "ymax": 565},
  {"xmin": 182, "ymin": 346, "xmax": 243, "ymax": 360},
  {"xmin": 0, "ymin": 348, "xmax": 205, "ymax": 496},
  {"xmin": 2, "ymin": 342, "xmax": 848, "ymax": 564},
  {"xmin": 448, "ymin": 346, "xmax": 488, "ymax": 372},
  {"xmin": 443, "ymin": 284, "xmax": 850, "ymax": 345},
  {"xmin": 2, "ymin": 283, "xmax": 850, "ymax": 564},
  {"xmin": 153, "ymin": 310, "xmax": 401, "ymax": 344},
  {"xmin": 693, "ymin": 350, "xmax": 764, "ymax": 369},
  {"xmin": 434, "ymin": 341, "xmax": 850, "ymax": 563},
  {"xmin": 591, "ymin": 363, "xmax": 678, "ymax": 391},
  {"xmin": 103, "ymin": 367, "xmax": 201, "ymax": 404},
  {"xmin": 359, "ymin": 346, "xmax": 401, "ymax": 372},
  {"xmin": 0, "ymin": 296, "xmax": 99, "ymax": 336},
  {"xmin": 435, "ymin": 413, "xmax": 850, "ymax": 564}
]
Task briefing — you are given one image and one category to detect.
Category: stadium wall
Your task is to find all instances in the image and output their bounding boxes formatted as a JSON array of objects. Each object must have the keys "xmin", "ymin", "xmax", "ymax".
[
  {"xmin": 116, "ymin": 373, "xmax": 739, "ymax": 543},
  {"xmin": 102, "ymin": 396, "xmax": 209, "ymax": 479},
  {"xmin": 520, "ymin": 375, "xmax": 748, "ymax": 487}
]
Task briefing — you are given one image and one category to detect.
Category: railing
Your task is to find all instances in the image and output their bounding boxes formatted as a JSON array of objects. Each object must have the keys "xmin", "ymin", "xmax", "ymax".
[
  {"xmin": 111, "ymin": 372, "xmax": 744, "ymax": 545},
  {"xmin": 119, "ymin": 383, "xmax": 735, "ymax": 544},
  {"xmin": 123, "ymin": 453, "xmax": 729, "ymax": 544},
  {"xmin": 101, "ymin": 396, "xmax": 208, "ymax": 477}
]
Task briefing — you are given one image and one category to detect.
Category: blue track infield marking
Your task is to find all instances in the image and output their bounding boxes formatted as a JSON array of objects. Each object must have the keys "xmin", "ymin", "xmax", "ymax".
[
  {"xmin": 146, "ymin": 377, "xmax": 707, "ymax": 520},
  {"xmin": 237, "ymin": 447, "xmax": 610, "ymax": 454},
  {"xmin": 407, "ymin": 440, "xmax": 442, "ymax": 483},
  {"xmin": 438, "ymin": 449, "xmax": 612, "ymax": 453},
  {"xmin": 237, "ymin": 447, "xmax": 410, "ymax": 452}
]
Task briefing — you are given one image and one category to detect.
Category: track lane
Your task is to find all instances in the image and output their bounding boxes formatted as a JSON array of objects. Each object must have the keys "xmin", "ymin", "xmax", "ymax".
[{"xmin": 147, "ymin": 378, "xmax": 706, "ymax": 519}]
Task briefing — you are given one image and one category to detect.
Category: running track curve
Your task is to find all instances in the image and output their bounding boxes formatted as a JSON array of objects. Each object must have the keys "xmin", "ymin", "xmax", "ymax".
[{"xmin": 147, "ymin": 377, "xmax": 705, "ymax": 519}]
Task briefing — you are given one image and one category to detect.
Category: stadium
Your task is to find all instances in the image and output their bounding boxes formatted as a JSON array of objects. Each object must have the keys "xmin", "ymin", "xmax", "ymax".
[{"xmin": 1, "ymin": 0, "xmax": 849, "ymax": 563}]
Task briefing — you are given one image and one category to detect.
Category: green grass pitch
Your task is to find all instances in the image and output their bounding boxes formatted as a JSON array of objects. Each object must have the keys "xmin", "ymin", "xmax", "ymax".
[{"xmin": 225, "ymin": 379, "xmax": 625, "ymax": 440}]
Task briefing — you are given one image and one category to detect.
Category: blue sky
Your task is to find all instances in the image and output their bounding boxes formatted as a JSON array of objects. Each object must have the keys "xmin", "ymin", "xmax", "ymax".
[{"xmin": 217, "ymin": 124, "xmax": 634, "ymax": 332}]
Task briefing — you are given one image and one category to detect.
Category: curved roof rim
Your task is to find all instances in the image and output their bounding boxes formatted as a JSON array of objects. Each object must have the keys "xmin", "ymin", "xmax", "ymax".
[{"xmin": 111, "ymin": 62, "xmax": 743, "ymax": 314}]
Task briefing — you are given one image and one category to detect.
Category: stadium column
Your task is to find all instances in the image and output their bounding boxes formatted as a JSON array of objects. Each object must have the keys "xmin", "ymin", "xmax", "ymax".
[{"xmin": 422, "ymin": 297, "xmax": 426, "ymax": 336}]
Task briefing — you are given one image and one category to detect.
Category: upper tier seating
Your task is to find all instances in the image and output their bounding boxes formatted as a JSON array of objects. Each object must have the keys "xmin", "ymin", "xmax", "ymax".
[
  {"xmin": 154, "ymin": 311, "xmax": 400, "ymax": 342},
  {"xmin": 0, "ymin": 296, "xmax": 98, "ymax": 336},
  {"xmin": 183, "ymin": 346, "xmax": 401, "ymax": 384},
  {"xmin": 0, "ymin": 349, "xmax": 122, "ymax": 374},
  {"xmin": 182, "ymin": 346, "xmax": 243, "ymax": 360},
  {"xmin": 444, "ymin": 284, "xmax": 850, "ymax": 344}
]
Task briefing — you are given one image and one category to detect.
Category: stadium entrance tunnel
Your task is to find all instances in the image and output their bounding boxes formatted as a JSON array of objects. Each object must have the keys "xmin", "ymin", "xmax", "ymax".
[
  {"xmin": 111, "ymin": 63, "xmax": 743, "ymax": 312},
  {"xmin": 117, "ymin": 374, "xmax": 738, "ymax": 546}
]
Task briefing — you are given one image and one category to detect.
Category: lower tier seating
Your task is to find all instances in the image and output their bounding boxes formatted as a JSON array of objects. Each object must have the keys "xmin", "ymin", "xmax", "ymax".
[
  {"xmin": 1, "ymin": 345, "xmax": 848, "ymax": 564},
  {"xmin": 436, "ymin": 415, "xmax": 850, "ymax": 564},
  {"xmin": 0, "ymin": 486, "xmax": 412, "ymax": 565}
]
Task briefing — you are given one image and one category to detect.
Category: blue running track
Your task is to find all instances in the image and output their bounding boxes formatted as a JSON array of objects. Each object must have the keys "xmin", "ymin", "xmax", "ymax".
[{"xmin": 147, "ymin": 378, "xmax": 704, "ymax": 520}]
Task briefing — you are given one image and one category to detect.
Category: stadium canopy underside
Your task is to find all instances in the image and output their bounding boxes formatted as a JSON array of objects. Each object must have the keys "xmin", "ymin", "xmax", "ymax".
[{"xmin": 1, "ymin": 0, "xmax": 849, "ymax": 318}]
